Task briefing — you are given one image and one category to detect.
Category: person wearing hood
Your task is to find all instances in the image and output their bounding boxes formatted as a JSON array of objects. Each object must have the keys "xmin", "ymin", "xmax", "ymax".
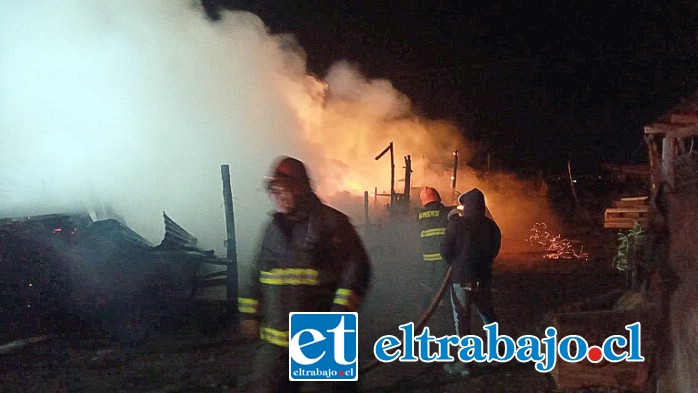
[{"xmin": 441, "ymin": 188, "xmax": 501, "ymax": 377}]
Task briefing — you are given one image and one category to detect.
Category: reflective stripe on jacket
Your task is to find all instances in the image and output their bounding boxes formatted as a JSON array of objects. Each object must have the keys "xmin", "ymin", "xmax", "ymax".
[
  {"xmin": 239, "ymin": 193, "xmax": 371, "ymax": 346},
  {"xmin": 417, "ymin": 201, "xmax": 450, "ymax": 262}
]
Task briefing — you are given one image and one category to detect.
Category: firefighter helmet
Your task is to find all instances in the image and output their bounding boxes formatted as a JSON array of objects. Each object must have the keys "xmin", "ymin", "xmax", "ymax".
[
  {"xmin": 265, "ymin": 156, "xmax": 310, "ymax": 185},
  {"xmin": 419, "ymin": 186, "xmax": 441, "ymax": 206}
]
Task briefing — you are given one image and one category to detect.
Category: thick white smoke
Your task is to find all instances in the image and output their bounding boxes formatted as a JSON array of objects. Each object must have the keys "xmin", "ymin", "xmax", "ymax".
[
  {"xmin": 0, "ymin": 1, "xmax": 557, "ymax": 264},
  {"xmin": 1, "ymin": 2, "xmax": 311, "ymax": 261}
]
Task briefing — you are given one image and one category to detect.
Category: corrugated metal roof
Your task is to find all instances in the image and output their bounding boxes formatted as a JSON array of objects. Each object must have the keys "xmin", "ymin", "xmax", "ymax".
[{"xmin": 158, "ymin": 212, "xmax": 198, "ymax": 250}]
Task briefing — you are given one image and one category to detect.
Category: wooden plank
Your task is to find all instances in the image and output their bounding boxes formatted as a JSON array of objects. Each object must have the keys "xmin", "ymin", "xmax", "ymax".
[
  {"xmin": 604, "ymin": 221, "xmax": 648, "ymax": 229},
  {"xmin": 604, "ymin": 220, "xmax": 648, "ymax": 226},
  {"xmin": 671, "ymin": 124, "xmax": 698, "ymax": 138},
  {"xmin": 619, "ymin": 196, "xmax": 648, "ymax": 202},
  {"xmin": 605, "ymin": 223, "xmax": 635, "ymax": 229},
  {"xmin": 605, "ymin": 214, "xmax": 646, "ymax": 220},
  {"xmin": 604, "ymin": 206, "xmax": 649, "ymax": 222},
  {"xmin": 644, "ymin": 122, "xmax": 698, "ymax": 138},
  {"xmin": 644, "ymin": 125, "xmax": 666, "ymax": 135},
  {"xmin": 605, "ymin": 207, "xmax": 649, "ymax": 214},
  {"xmin": 606, "ymin": 210, "xmax": 646, "ymax": 216},
  {"xmin": 670, "ymin": 113, "xmax": 698, "ymax": 123},
  {"xmin": 603, "ymin": 217, "xmax": 648, "ymax": 224},
  {"xmin": 603, "ymin": 217, "xmax": 648, "ymax": 222},
  {"xmin": 610, "ymin": 212, "xmax": 642, "ymax": 218},
  {"xmin": 612, "ymin": 200, "xmax": 647, "ymax": 208},
  {"xmin": 611, "ymin": 196, "xmax": 649, "ymax": 208},
  {"xmin": 605, "ymin": 217, "xmax": 645, "ymax": 223}
]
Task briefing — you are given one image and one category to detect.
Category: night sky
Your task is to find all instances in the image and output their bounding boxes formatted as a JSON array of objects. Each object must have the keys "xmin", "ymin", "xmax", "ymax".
[{"xmin": 205, "ymin": 0, "xmax": 698, "ymax": 174}]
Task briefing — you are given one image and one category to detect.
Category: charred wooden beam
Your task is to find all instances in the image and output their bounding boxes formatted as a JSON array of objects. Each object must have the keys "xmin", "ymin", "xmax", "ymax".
[{"xmin": 221, "ymin": 164, "xmax": 239, "ymax": 327}]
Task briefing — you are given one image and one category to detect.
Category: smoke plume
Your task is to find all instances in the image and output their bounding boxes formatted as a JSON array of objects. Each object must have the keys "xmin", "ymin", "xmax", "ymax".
[{"xmin": 0, "ymin": 1, "xmax": 557, "ymax": 264}]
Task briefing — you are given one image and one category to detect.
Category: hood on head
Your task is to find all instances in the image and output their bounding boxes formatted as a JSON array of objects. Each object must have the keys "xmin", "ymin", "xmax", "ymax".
[{"xmin": 457, "ymin": 188, "xmax": 486, "ymax": 218}]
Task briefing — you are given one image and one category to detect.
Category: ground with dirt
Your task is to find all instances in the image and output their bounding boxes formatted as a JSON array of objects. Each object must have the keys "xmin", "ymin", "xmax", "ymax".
[{"xmin": 0, "ymin": 217, "xmax": 635, "ymax": 393}]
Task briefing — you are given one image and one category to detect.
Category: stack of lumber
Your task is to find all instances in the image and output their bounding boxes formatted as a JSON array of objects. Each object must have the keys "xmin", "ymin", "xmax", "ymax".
[{"xmin": 604, "ymin": 196, "xmax": 649, "ymax": 229}]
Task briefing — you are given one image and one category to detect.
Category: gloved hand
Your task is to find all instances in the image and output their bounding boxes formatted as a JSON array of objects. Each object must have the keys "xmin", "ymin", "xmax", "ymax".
[{"xmin": 240, "ymin": 319, "xmax": 260, "ymax": 341}]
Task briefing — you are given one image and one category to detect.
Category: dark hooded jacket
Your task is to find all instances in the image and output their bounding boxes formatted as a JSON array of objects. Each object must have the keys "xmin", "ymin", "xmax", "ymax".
[
  {"xmin": 238, "ymin": 193, "xmax": 371, "ymax": 347},
  {"xmin": 441, "ymin": 188, "xmax": 501, "ymax": 285}
]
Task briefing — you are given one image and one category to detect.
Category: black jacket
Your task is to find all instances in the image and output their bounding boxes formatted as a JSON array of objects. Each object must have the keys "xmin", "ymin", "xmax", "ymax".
[
  {"xmin": 239, "ymin": 193, "xmax": 371, "ymax": 346},
  {"xmin": 441, "ymin": 189, "xmax": 501, "ymax": 285}
]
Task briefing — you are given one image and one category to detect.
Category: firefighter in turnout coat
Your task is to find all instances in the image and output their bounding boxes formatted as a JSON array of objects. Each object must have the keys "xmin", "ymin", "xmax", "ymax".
[
  {"xmin": 238, "ymin": 156, "xmax": 371, "ymax": 393},
  {"xmin": 416, "ymin": 187, "xmax": 450, "ymax": 309}
]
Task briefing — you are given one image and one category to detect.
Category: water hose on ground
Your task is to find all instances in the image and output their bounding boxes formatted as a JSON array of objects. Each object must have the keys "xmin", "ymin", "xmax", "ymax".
[{"xmin": 359, "ymin": 266, "xmax": 452, "ymax": 374}]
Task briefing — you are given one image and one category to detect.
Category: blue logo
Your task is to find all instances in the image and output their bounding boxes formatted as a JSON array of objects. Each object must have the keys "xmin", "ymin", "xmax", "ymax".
[{"xmin": 289, "ymin": 312, "xmax": 358, "ymax": 381}]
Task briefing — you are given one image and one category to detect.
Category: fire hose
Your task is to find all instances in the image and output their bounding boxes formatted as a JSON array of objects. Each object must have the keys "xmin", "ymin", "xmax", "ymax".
[{"xmin": 359, "ymin": 266, "xmax": 452, "ymax": 374}]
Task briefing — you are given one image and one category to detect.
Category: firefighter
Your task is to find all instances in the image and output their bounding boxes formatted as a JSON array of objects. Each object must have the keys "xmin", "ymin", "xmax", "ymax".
[
  {"xmin": 238, "ymin": 156, "xmax": 371, "ymax": 393},
  {"xmin": 416, "ymin": 187, "xmax": 451, "ymax": 309},
  {"xmin": 441, "ymin": 188, "xmax": 501, "ymax": 377}
]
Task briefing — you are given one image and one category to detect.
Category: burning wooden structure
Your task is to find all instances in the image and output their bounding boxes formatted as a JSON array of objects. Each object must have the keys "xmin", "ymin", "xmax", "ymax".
[{"xmin": 0, "ymin": 211, "xmax": 230, "ymax": 342}]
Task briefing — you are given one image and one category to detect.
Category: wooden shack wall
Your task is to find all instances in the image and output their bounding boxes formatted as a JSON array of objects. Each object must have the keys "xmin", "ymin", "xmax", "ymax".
[{"xmin": 659, "ymin": 184, "xmax": 698, "ymax": 392}]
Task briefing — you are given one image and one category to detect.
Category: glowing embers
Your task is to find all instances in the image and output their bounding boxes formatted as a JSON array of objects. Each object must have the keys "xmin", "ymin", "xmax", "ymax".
[{"xmin": 526, "ymin": 222, "xmax": 588, "ymax": 261}]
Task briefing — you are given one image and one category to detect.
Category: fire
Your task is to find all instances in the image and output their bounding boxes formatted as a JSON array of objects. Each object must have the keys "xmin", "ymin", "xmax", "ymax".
[
  {"xmin": 526, "ymin": 222, "xmax": 589, "ymax": 261},
  {"xmin": 344, "ymin": 179, "xmax": 366, "ymax": 194}
]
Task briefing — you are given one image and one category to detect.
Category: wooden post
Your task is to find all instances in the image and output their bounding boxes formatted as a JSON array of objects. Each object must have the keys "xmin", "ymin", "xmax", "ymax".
[
  {"xmin": 644, "ymin": 134, "xmax": 660, "ymax": 193},
  {"xmin": 662, "ymin": 136, "xmax": 676, "ymax": 190},
  {"xmin": 390, "ymin": 142, "xmax": 395, "ymax": 206},
  {"xmin": 403, "ymin": 155, "xmax": 412, "ymax": 200},
  {"xmin": 374, "ymin": 186, "xmax": 378, "ymax": 211},
  {"xmin": 221, "ymin": 164, "xmax": 239, "ymax": 328},
  {"xmin": 567, "ymin": 160, "xmax": 580, "ymax": 209},
  {"xmin": 374, "ymin": 142, "xmax": 395, "ymax": 207},
  {"xmin": 452, "ymin": 150, "xmax": 459, "ymax": 205},
  {"xmin": 364, "ymin": 191, "xmax": 370, "ymax": 225}
]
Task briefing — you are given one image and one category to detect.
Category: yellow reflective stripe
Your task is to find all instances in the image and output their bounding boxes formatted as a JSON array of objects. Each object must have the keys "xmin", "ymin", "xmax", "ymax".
[
  {"xmin": 423, "ymin": 253, "xmax": 443, "ymax": 261},
  {"xmin": 333, "ymin": 288, "xmax": 359, "ymax": 310},
  {"xmin": 420, "ymin": 228, "xmax": 445, "ymax": 238},
  {"xmin": 259, "ymin": 268, "xmax": 319, "ymax": 285},
  {"xmin": 261, "ymin": 326, "xmax": 289, "ymax": 347},
  {"xmin": 238, "ymin": 297, "xmax": 259, "ymax": 314},
  {"xmin": 238, "ymin": 304, "xmax": 257, "ymax": 314}
]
